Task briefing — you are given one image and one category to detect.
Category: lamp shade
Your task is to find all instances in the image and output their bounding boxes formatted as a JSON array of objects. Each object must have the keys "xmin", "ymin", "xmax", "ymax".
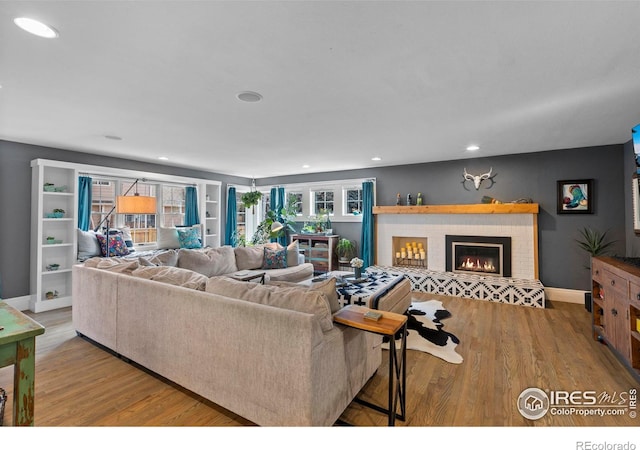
[
  {"xmin": 116, "ymin": 195, "xmax": 157, "ymax": 214},
  {"xmin": 271, "ymin": 221, "xmax": 284, "ymax": 233}
]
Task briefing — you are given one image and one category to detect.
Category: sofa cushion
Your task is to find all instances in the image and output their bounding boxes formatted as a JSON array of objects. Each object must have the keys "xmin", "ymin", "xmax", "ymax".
[
  {"xmin": 177, "ymin": 246, "xmax": 238, "ymax": 277},
  {"xmin": 146, "ymin": 249, "xmax": 179, "ymax": 267},
  {"xmin": 263, "ymin": 263, "xmax": 314, "ymax": 283},
  {"xmin": 270, "ymin": 277, "xmax": 340, "ymax": 313},
  {"xmin": 83, "ymin": 257, "xmax": 140, "ymax": 274},
  {"xmin": 262, "ymin": 246, "xmax": 287, "ymax": 269},
  {"xmin": 234, "ymin": 246, "xmax": 264, "ymax": 270},
  {"xmin": 157, "ymin": 226, "xmax": 180, "ymax": 249},
  {"xmin": 131, "ymin": 266, "xmax": 208, "ymax": 290},
  {"xmin": 205, "ymin": 276, "xmax": 333, "ymax": 332}
]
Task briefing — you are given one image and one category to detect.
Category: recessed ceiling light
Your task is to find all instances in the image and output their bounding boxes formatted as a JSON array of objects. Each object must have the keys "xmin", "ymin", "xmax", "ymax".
[
  {"xmin": 237, "ymin": 91, "xmax": 263, "ymax": 102},
  {"xmin": 371, "ymin": 156, "xmax": 382, "ymax": 161},
  {"xmin": 104, "ymin": 135, "xmax": 122, "ymax": 141},
  {"xmin": 14, "ymin": 17, "xmax": 59, "ymax": 38},
  {"xmin": 302, "ymin": 164, "xmax": 310, "ymax": 169},
  {"xmin": 158, "ymin": 156, "xmax": 169, "ymax": 161},
  {"xmin": 466, "ymin": 145, "xmax": 480, "ymax": 151}
]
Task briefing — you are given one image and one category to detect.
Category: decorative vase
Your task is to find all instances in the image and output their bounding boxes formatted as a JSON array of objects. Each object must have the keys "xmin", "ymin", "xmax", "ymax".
[{"xmin": 354, "ymin": 267, "xmax": 362, "ymax": 279}]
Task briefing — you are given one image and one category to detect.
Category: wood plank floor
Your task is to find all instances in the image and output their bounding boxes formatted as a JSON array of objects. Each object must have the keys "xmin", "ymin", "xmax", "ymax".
[{"xmin": 1, "ymin": 294, "xmax": 639, "ymax": 427}]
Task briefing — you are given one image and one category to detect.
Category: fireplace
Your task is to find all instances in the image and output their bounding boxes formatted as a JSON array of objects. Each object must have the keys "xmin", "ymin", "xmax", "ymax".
[
  {"xmin": 392, "ymin": 236, "xmax": 427, "ymax": 268},
  {"xmin": 445, "ymin": 235, "xmax": 512, "ymax": 277}
]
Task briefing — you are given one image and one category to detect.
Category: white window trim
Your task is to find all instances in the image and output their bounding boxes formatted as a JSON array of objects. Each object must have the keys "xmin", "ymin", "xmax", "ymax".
[{"xmin": 262, "ymin": 178, "xmax": 375, "ymax": 223}]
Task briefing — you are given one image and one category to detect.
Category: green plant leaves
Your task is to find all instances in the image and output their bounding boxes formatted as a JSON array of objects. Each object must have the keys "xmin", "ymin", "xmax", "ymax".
[{"xmin": 575, "ymin": 227, "xmax": 616, "ymax": 257}]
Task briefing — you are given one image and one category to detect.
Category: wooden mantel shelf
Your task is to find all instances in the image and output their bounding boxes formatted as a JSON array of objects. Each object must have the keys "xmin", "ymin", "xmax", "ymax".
[{"xmin": 373, "ymin": 203, "xmax": 539, "ymax": 215}]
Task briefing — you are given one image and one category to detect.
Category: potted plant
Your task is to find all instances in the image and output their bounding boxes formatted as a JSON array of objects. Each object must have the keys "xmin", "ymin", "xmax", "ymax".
[
  {"xmin": 241, "ymin": 191, "xmax": 263, "ymax": 213},
  {"xmin": 46, "ymin": 236, "xmax": 56, "ymax": 244},
  {"xmin": 53, "ymin": 208, "xmax": 65, "ymax": 218},
  {"xmin": 575, "ymin": 226, "xmax": 616, "ymax": 263},
  {"xmin": 336, "ymin": 238, "xmax": 356, "ymax": 262}
]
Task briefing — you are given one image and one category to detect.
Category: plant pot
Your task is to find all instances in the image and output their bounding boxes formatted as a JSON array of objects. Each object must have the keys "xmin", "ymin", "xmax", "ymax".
[{"xmin": 354, "ymin": 267, "xmax": 362, "ymax": 279}]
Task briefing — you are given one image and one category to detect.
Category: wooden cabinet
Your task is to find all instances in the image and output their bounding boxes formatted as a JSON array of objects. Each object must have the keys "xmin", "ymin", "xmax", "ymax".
[
  {"xmin": 291, "ymin": 234, "xmax": 339, "ymax": 274},
  {"xmin": 591, "ymin": 257, "xmax": 640, "ymax": 381}
]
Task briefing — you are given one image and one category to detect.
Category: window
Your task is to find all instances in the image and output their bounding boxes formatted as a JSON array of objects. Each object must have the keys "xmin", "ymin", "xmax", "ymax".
[
  {"xmin": 90, "ymin": 180, "xmax": 114, "ymax": 231},
  {"xmin": 313, "ymin": 190, "xmax": 334, "ymax": 215},
  {"xmin": 162, "ymin": 186, "xmax": 185, "ymax": 227},
  {"xmin": 289, "ymin": 192, "xmax": 303, "ymax": 215},
  {"xmin": 345, "ymin": 188, "xmax": 363, "ymax": 215},
  {"xmin": 120, "ymin": 181, "xmax": 157, "ymax": 244},
  {"xmin": 236, "ymin": 191, "xmax": 247, "ymax": 244}
]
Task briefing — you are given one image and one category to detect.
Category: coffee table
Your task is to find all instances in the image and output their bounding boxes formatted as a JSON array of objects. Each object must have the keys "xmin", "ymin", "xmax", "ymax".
[{"xmin": 333, "ymin": 305, "xmax": 407, "ymax": 426}]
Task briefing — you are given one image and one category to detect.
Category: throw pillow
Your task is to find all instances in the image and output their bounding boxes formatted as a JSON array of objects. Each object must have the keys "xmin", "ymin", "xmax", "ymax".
[
  {"xmin": 96, "ymin": 233, "xmax": 130, "ymax": 257},
  {"xmin": 262, "ymin": 246, "xmax": 287, "ymax": 269},
  {"xmin": 286, "ymin": 240, "xmax": 300, "ymax": 267},
  {"xmin": 177, "ymin": 227, "xmax": 202, "ymax": 249},
  {"xmin": 156, "ymin": 226, "xmax": 180, "ymax": 249},
  {"xmin": 77, "ymin": 228, "xmax": 102, "ymax": 260}
]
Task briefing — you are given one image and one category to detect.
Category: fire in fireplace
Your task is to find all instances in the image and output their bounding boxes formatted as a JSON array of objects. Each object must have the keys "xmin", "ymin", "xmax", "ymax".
[{"xmin": 445, "ymin": 235, "xmax": 512, "ymax": 277}]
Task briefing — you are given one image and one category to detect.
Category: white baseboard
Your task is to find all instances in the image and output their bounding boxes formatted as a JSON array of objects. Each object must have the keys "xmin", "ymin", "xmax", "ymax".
[
  {"xmin": 544, "ymin": 287, "xmax": 588, "ymax": 304},
  {"xmin": 2, "ymin": 295, "xmax": 32, "ymax": 311}
]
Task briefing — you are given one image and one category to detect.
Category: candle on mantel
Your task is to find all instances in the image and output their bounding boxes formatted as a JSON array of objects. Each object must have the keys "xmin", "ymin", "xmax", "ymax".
[
  {"xmin": 414, "ymin": 253, "xmax": 419, "ymax": 259},
  {"xmin": 396, "ymin": 252, "xmax": 401, "ymax": 258},
  {"xmin": 401, "ymin": 251, "xmax": 406, "ymax": 258},
  {"xmin": 420, "ymin": 252, "xmax": 426, "ymax": 260}
]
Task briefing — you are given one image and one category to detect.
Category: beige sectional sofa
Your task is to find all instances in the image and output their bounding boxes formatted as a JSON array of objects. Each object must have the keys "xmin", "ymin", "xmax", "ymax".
[{"xmin": 71, "ymin": 251, "xmax": 385, "ymax": 426}]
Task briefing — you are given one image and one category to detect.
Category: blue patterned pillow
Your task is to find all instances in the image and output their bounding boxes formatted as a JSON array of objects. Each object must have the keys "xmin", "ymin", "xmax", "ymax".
[
  {"xmin": 262, "ymin": 246, "xmax": 287, "ymax": 269},
  {"xmin": 177, "ymin": 227, "xmax": 202, "ymax": 249},
  {"xmin": 96, "ymin": 233, "xmax": 130, "ymax": 257}
]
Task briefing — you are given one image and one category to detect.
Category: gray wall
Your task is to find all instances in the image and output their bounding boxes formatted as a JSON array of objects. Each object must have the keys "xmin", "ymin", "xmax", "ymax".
[
  {"xmin": 260, "ymin": 144, "xmax": 627, "ymax": 291},
  {"xmin": 0, "ymin": 139, "xmax": 248, "ymax": 299},
  {"xmin": 1, "ymin": 139, "xmax": 629, "ymax": 297}
]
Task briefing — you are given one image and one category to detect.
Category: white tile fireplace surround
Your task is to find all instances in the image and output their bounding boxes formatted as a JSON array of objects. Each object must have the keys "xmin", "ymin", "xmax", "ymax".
[{"xmin": 374, "ymin": 204, "xmax": 539, "ymax": 280}]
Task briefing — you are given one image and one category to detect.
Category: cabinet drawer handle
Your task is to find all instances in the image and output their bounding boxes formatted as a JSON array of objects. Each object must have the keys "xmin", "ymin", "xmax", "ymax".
[
  {"xmin": 611, "ymin": 308, "xmax": 618, "ymax": 316},
  {"xmin": 595, "ymin": 270, "xmax": 600, "ymax": 275},
  {"xmin": 610, "ymin": 280, "xmax": 615, "ymax": 286},
  {"xmin": 637, "ymin": 293, "xmax": 640, "ymax": 301}
]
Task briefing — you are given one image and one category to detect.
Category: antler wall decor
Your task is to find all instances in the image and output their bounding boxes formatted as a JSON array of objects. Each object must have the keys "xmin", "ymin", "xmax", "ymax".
[{"xmin": 463, "ymin": 167, "xmax": 493, "ymax": 190}]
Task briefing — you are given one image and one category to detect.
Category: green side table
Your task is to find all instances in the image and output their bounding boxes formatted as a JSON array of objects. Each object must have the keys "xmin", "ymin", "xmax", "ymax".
[{"xmin": 0, "ymin": 302, "xmax": 45, "ymax": 426}]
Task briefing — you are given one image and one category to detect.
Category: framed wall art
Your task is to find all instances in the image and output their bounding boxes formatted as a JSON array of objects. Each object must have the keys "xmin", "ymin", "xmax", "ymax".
[{"xmin": 557, "ymin": 179, "xmax": 593, "ymax": 214}]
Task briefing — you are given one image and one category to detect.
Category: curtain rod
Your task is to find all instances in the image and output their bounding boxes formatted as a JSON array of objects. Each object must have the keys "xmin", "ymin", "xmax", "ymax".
[{"xmin": 79, "ymin": 172, "xmax": 196, "ymax": 187}]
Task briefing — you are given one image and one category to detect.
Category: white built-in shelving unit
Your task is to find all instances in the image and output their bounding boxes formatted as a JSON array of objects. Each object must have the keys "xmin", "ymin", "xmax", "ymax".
[
  {"xmin": 30, "ymin": 160, "xmax": 78, "ymax": 312},
  {"xmin": 202, "ymin": 182, "xmax": 221, "ymax": 248},
  {"xmin": 29, "ymin": 158, "xmax": 223, "ymax": 312}
]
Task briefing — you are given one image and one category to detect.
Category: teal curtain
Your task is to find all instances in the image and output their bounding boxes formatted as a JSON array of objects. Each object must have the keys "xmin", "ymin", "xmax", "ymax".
[
  {"xmin": 360, "ymin": 181, "xmax": 374, "ymax": 268},
  {"xmin": 184, "ymin": 186, "xmax": 200, "ymax": 226},
  {"xmin": 270, "ymin": 187, "xmax": 277, "ymax": 243},
  {"xmin": 78, "ymin": 176, "xmax": 92, "ymax": 231},
  {"xmin": 225, "ymin": 186, "xmax": 237, "ymax": 245},
  {"xmin": 276, "ymin": 187, "xmax": 286, "ymax": 247}
]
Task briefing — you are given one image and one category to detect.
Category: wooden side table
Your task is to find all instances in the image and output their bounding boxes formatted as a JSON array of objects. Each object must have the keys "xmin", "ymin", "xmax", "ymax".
[
  {"xmin": 333, "ymin": 305, "xmax": 407, "ymax": 426},
  {"xmin": 0, "ymin": 302, "xmax": 45, "ymax": 426}
]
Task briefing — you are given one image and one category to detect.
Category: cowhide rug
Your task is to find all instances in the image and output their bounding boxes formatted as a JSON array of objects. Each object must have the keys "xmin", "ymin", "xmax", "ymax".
[{"xmin": 382, "ymin": 299, "xmax": 463, "ymax": 364}]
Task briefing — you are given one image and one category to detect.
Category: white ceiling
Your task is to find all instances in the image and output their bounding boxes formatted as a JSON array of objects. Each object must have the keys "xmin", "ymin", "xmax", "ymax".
[{"xmin": 1, "ymin": 1, "xmax": 639, "ymax": 179}]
